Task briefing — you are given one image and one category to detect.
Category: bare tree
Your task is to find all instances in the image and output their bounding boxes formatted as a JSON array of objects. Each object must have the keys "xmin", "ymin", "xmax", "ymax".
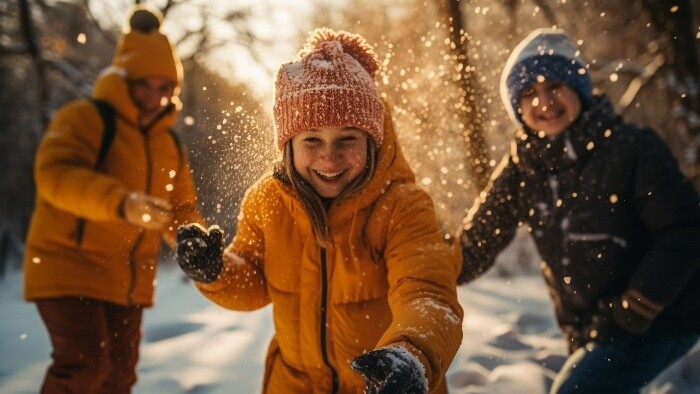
[
  {"xmin": 642, "ymin": 0, "xmax": 700, "ymax": 182},
  {"xmin": 18, "ymin": 0, "xmax": 49, "ymax": 127},
  {"xmin": 501, "ymin": 0, "xmax": 557, "ymax": 37},
  {"xmin": 437, "ymin": 0, "xmax": 490, "ymax": 191}
]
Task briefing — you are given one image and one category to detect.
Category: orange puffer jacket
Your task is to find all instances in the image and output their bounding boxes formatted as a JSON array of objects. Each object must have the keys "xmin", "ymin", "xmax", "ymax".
[
  {"xmin": 24, "ymin": 69, "xmax": 202, "ymax": 306},
  {"xmin": 196, "ymin": 109, "xmax": 463, "ymax": 393}
]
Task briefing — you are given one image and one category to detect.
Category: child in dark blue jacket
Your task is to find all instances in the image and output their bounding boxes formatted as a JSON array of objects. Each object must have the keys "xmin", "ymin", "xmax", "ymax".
[{"xmin": 457, "ymin": 28, "xmax": 700, "ymax": 393}]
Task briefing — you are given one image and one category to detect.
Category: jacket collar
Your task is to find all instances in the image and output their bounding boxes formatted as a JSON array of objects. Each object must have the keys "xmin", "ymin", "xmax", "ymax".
[
  {"xmin": 91, "ymin": 66, "xmax": 180, "ymax": 131},
  {"xmin": 513, "ymin": 95, "xmax": 621, "ymax": 174}
]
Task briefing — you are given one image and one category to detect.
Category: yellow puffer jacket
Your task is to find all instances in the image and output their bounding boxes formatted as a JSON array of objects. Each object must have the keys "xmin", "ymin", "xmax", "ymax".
[
  {"xmin": 24, "ymin": 69, "xmax": 202, "ymax": 306},
  {"xmin": 197, "ymin": 109, "xmax": 463, "ymax": 393}
]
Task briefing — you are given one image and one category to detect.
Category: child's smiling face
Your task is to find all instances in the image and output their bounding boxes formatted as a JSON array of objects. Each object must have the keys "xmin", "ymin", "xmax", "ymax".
[
  {"xmin": 519, "ymin": 79, "xmax": 582, "ymax": 136},
  {"xmin": 128, "ymin": 76, "xmax": 175, "ymax": 121},
  {"xmin": 291, "ymin": 126, "xmax": 369, "ymax": 198}
]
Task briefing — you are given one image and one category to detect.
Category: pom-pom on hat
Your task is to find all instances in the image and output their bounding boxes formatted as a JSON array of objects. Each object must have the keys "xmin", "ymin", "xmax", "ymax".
[
  {"xmin": 112, "ymin": 4, "xmax": 182, "ymax": 85},
  {"xmin": 500, "ymin": 28, "xmax": 593, "ymax": 125},
  {"xmin": 273, "ymin": 28, "xmax": 385, "ymax": 150}
]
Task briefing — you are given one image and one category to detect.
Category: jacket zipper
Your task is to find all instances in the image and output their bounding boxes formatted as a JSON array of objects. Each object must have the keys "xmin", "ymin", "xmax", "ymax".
[
  {"xmin": 126, "ymin": 231, "xmax": 144, "ymax": 304},
  {"xmin": 126, "ymin": 127, "xmax": 153, "ymax": 304},
  {"xmin": 319, "ymin": 247, "xmax": 339, "ymax": 393}
]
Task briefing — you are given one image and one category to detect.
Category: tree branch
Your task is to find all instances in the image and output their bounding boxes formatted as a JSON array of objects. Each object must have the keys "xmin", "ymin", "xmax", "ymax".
[{"xmin": 617, "ymin": 53, "xmax": 666, "ymax": 114}]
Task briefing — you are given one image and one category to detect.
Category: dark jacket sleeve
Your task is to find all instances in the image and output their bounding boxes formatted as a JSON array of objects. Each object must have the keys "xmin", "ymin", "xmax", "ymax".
[
  {"xmin": 458, "ymin": 155, "xmax": 522, "ymax": 284},
  {"xmin": 628, "ymin": 128, "xmax": 700, "ymax": 305}
]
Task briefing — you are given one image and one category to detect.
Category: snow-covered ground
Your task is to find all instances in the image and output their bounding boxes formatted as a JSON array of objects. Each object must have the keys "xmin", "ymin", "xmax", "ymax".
[{"xmin": 1, "ymin": 264, "xmax": 698, "ymax": 393}]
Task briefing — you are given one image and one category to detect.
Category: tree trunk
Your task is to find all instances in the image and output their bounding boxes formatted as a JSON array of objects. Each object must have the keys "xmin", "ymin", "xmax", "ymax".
[
  {"xmin": 18, "ymin": 0, "xmax": 50, "ymax": 128},
  {"xmin": 437, "ymin": 0, "xmax": 490, "ymax": 191},
  {"xmin": 643, "ymin": 0, "xmax": 700, "ymax": 183}
]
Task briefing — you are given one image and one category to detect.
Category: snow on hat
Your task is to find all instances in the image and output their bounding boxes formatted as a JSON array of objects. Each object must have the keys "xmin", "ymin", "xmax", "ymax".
[
  {"xmin": 273, "ymin": 28, "xmax": 385, "ymax": 150},
  {"xmin": 500, "ymin": 28, "xmax": 593, "ymax": 125},
  {"xmin": 112, "ymin": 5, "xmax": 182, "ymax": 85}
]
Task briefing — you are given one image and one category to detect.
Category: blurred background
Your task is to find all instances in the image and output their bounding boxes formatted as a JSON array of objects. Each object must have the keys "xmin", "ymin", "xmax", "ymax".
[{"xmin": 1, "ymin": 0, "xmax": 698, "ymax": 276}]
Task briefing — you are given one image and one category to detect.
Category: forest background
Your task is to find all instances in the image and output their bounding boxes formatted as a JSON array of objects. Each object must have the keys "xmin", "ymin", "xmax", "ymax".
[{"xmin": 1, "ymin": 0, "xmax": 699, "ymax": 276}]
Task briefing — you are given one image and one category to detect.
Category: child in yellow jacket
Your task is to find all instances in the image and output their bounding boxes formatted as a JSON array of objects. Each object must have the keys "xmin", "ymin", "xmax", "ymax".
[
  {"xmin": 24, "ymin": 5, "xmax": 202, "ymax": 393},
  {"xmin": 176, "ymin": 28, "xmax": 463, "ymax": 393}
]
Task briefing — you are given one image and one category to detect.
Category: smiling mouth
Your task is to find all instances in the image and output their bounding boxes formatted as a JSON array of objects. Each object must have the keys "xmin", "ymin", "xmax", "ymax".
[
  {"xmin": 314, "ymin": 169, "xmax": 345, "ymax": 181},
  {"xmin": 540, "ymin": 108, "xmax": 564, "ymax": 121}
]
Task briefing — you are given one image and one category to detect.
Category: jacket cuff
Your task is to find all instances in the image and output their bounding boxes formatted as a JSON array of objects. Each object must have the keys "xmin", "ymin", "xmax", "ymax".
[
  {"xmin": 391, "ymin": 341, "xmax": 433, "ymax": 389},
  {"xmin": 612, "ymin": 288, "xmax": 664, "ymax": 334},
  {"xmin": 117, "ymin": 194, "xmax": 127, "ymax": 219}
]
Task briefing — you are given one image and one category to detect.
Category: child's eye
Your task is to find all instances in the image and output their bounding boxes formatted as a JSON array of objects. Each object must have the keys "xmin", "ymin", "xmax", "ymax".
[
  {"xmin": 302, "ymin": 137, "xmax": 323, "ymax": 145},
  {"xmin": 521, "ymin": 89, "xmax": 535, "ymax": 98},
  {"xmin": 158, "ymin": 84, "xmax": 174, "ymax": 94},
  {"xmin": 336, "ymin": 136, "xmax": 362, "ymax": 147}
]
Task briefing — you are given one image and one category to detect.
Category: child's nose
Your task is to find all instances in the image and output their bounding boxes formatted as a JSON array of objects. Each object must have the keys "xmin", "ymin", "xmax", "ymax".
[
  {"xmin": 320, "ymin": 146, "xmax": 342, "ymax": 161},
  {"xmin": 539, "ymin": 90, "xmax": 557, "ymax": 104}
]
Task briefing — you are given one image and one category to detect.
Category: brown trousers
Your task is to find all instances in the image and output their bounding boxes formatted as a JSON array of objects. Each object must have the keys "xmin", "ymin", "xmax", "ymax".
[{"xmin": 36, "ymin": 297, "xmax": 143, "ymax": 394}]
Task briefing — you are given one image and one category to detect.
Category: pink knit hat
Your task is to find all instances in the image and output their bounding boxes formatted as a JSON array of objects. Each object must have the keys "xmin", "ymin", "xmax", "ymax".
[{"xmin": 273, "ymin": 28, "xmax": 385, "ymax": 150}]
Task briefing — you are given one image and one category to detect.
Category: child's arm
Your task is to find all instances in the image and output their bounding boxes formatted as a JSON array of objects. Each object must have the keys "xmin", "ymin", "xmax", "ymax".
[
  {"xmin": 35, "ymin": 101, "xmax": 128, "ymax": 221},
  {"xmin": 188, "ymin": 184, "xmax": 271, "ymax": 311},
  {"xmin": 622, "ymin": 128, "xmax": 700, "ymax": 329},
  {"xmin": 372, "ymin": 184, "xmax": 464, "ymax": 392},
  {"xmin": 458, "ymin": 155, "xmax": 521, "ymax": 284}
]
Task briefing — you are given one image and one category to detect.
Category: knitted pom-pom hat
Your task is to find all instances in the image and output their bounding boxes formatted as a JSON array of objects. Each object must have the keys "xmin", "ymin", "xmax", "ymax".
[
  {"xmin": 112, "ymin": 5, "xmax": 182, "ymax": 85},
  {"xmin": 273, "ymin": 28, "xmax": 385, "ymax": 150},
  {"xmin": 500, "ymin": 28, "xmax": 593, "ymax": 126}
]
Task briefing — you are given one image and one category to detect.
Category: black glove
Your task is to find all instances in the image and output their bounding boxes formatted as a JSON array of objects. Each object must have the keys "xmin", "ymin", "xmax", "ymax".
[
  {"xmin": 585, "ymin": 299, "xmax": 629, "ymax": 344},
  {"xmin": 561, "ymin": 325, "xmax": 585, "ymax": 354},
  {"xmin": 350, "ymin": 347, "xmax": 428, "ymax": 394},
  {"xmin": 586, "ymin": 290, "xmax": 663, "ymax": 344},
  {"xmin": 612, "ymin": 289, "xmax": 664, "ymax": 334},
  {"xmin": 176, "ymin": 223, "xmax": 224, "ymax": 283}
]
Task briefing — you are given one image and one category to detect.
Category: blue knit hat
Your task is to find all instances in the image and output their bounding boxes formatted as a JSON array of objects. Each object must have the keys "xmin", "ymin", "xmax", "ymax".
[{"xmin": 500, "ymin": 28, "xmax": 593, "ymax": 125}]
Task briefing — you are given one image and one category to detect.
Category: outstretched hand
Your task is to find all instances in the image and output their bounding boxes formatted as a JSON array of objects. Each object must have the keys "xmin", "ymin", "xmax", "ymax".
[
  {"xmin": 121, "ymin": 191, "xmax": 173, "ymax": 230},
  {"xmin": 586, "ymin": 291, "xmax": 662, "ymax": 344},
  {"xmin": 176, "ymin": 223, "xmax": 224, "ymax": 283},
  {"xmin": 351, "ymin": 347, "xmax": 428, "ymax": 394},
  {"xmin": 585, "ymin": 299, "xmax": 629, "ymax": 344}
]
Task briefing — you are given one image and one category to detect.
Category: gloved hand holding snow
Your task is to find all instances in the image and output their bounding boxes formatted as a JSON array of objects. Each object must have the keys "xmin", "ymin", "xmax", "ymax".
[
  {"xmin": 176, "ymin": 223, "xmax": 224, "ymax": 283},
  {"xmin": 350, "ymin": 346, "xmax": 428, "ymax": 394},
  {"xmin": 586, "ymin": 289, "xmax": 664, "ymax": 344},
  {"xmin": 120, "ymin": 191, "xmax": 172, "ymax": 230}
]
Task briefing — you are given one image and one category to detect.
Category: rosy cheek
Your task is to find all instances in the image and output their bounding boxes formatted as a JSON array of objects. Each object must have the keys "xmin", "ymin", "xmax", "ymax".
[{"xmin": 351, "ymin": 152, "xmax": 368, "ymax": 167}]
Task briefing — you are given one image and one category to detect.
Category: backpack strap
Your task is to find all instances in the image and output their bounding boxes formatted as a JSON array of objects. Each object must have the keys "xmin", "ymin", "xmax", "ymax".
[
  {"xmin": 90, "ymin": 99, "xmax": 116, "ymax": 170},
  {"xmin": 72, "ymin": 99, "xmax": 116, "ymax": 246},
  {"xmin": 90, "ymin": 99, "xmax": 184, "ymax": 172}
]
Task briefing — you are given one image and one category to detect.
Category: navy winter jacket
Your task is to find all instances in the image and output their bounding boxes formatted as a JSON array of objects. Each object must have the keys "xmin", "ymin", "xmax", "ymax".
[{"xmin": 458, "ymin": 95, "xmax": 700, "ymax": 336}]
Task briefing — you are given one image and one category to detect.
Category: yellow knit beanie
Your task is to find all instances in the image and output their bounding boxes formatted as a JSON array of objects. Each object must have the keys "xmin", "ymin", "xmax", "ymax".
[{"xmin": 112, "ymin": 5, "xmax": 182, "ymax": 85}]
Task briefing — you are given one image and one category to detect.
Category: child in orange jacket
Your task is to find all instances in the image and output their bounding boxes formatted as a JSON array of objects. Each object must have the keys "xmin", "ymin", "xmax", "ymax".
[
  {"xmin": 176, "ymin": 28, "xmax": 463, "ymax": 393},
  {"xmin": 24, "ymin": 6, "xmax": 202, "ymax": 392}
]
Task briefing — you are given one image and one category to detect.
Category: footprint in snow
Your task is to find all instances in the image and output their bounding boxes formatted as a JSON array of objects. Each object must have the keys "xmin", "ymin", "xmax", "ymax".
[
  {"xmin": 515, "ymin": 312, "xmax": 555, "ymax": 335},
  {"xmin": 467, "ymin": 353, "xmax": 513, "ymax": 371},
  {"xmin": 488, "ymin": 329, "xmax": 533, "ymax": 351},
  {"xmin": 448, "ymin": 362, "xmax": 490, "ymax": 388},
  {"xmin": 144, "ymin": 321, "xmax": 205, "ymax": 343}
]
